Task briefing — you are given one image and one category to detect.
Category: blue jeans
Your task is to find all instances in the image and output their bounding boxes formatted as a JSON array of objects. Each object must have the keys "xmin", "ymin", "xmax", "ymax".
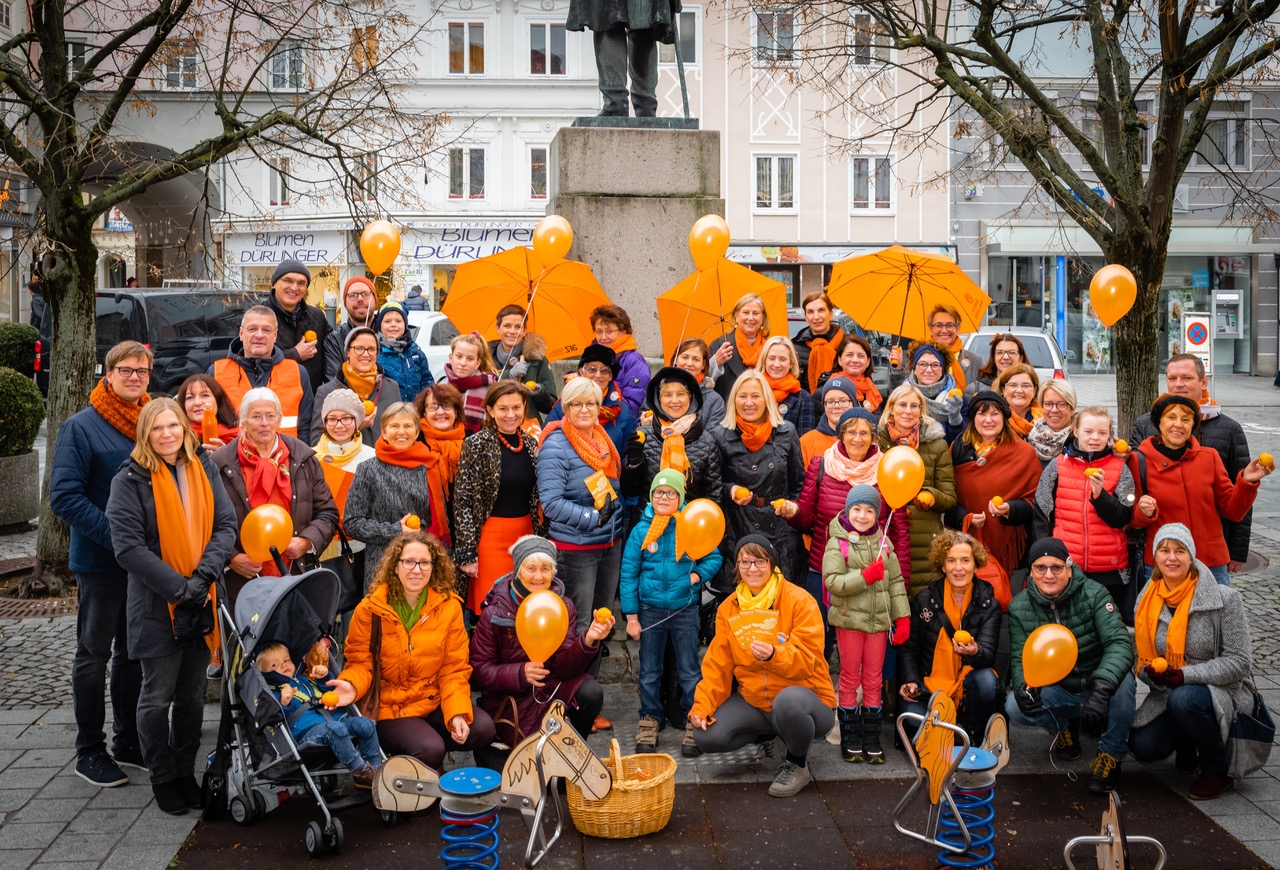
[
  {"xmin": 73, "ymin": 574, "xmax": 143, "ymax": 759},
  {"xmin": 300, "ymin": 716, "xmax": 380, "ymax": 771},
  {"xmin": 899, "ymin": 669, "xmax": 1003, "ymax": 740},
  {"xmin": 1145, "ymin": 563, "xmax": 1230, "ymax": 587},
  {"xmin": 637, "ymin": 604, "xmax": 701, "ymax": 721},
  {"xmin": 1005, "ymin": 671, "xmax": 1137, "ymax": 759},
  {"xmin": 1129, "ymin": 685, "xmax": 1228, "ymax": 775},
  {"xmin": 804, "ymin": 569, "xmax": 834, "ymax": 660}
]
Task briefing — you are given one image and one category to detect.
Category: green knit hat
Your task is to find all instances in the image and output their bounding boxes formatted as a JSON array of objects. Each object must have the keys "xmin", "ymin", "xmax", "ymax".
[{"xmin": 650, "ymin": 469, "xmax": 686, "ymax": 507}]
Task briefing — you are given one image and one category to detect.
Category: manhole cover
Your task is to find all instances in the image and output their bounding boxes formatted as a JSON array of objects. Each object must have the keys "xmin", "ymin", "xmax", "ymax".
[
  {"xmin": 0, "ymin": 597, "xmax": 77, "ymax": 619},
  {"xmin": 1238, "ymin": 551, "xmax": 1268, "ymax": 575}
]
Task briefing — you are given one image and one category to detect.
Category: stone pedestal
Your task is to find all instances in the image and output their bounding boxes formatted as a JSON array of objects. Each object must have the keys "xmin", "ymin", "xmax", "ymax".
[{"xmin": 548, "ymin": 126, "xmax": 723, "ymax": 357}]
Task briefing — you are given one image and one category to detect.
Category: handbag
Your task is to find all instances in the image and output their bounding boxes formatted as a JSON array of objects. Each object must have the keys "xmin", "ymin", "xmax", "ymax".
[
  {"xmin": 1227, "ymin": 690, "xmax": 1275, "ymax": 779},
  {"xmin": 356, "ymin": 616, "xmax": 383, "ymax": 720}
]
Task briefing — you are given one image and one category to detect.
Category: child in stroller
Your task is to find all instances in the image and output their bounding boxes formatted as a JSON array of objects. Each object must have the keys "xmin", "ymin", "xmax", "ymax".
[{"xmin": 257, "ymin": 641, "xmax": 381, "ymax": 788}]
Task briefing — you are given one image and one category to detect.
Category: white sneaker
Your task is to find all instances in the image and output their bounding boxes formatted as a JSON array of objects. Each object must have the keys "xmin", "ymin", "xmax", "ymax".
[
  {"xmin": 757, "ymin": 735, "xmax": 785, "ymax": 771},
  {"xmin": 768, "ymin": 760, "xmax": 813, "ymax": 797}
]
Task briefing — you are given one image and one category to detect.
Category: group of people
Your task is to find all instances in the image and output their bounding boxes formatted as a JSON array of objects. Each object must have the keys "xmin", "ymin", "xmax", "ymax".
[{"xmin": 49, "ymin": 268, "xmax": 1272, "ymax": 815}]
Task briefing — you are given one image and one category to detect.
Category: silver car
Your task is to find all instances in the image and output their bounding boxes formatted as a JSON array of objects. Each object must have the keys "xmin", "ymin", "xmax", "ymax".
[{"xmin": 962, "ymin": 327, "xmax": 1072, "ymax": 383}]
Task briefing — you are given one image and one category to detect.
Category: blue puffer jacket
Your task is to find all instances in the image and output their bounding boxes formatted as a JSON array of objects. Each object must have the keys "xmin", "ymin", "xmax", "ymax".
[
  {"xmin": 544, "ymin": 381, "xmax": 636, "ymax": 455},
  {"xmin": 536, "ymin": 426, "xmax": 625, "ymax": 547},
  {"xmin": 49, "ymin": 402, "xmax": 136, "ymax": 575},
  {"xmin": 377, "ymin": 335, "xmax": 434, "ymax": 401},
  {"xmin": 620, "ymin": 505, "xmax": 723, "ymax": 614},
  {"xmin": 266, "ymin": 673, "xmax": 346, "ymax": 738}
]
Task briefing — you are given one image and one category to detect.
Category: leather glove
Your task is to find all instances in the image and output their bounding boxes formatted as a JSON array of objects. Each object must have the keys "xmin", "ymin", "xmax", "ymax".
[
  {"xmin": 1081, "ymin": 677, "xmax": 1117, "ymax": 737},
  {"xmin": 508, "ymin": 359, "xmax": 530, "ymax": 378},
  {"xmin": 942, "ymin": 391, "xmax": 963, "ymax": 425},
  {"xmin": 625, "ymin": 431, "xmax": 646, "ymax": 468},
  {"xmin": 1149, "ymin": 666, "xmax": 1185, "ymax": 689},
  {"xmin": 1015, "ymin": 683, "xmax": 1043, "ymax": 716},
  {"xmin": 863, "ymin": 558, "xmax": 885, "ymax": 584},
  {"xmin": 597, "ymin": 496, "xmax": 619, "ymax": 525},
  {"xmin": 178, "ymin": 576, "xmax": 210, "ymax": 606},
  {"xmin": 890, "ymin": 616, "xmax": 910, "ymax": 646}
]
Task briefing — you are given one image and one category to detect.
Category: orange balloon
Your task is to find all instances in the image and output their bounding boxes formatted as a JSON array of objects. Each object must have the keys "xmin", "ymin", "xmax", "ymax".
[
  {"xmin": 360, "ymin": 220, "xmax": 402, "ymax": 275},
  {"xmin": 1022, "ymin": 624, "xmax": 1079, "ymax": 688},
  {"xmin": 515, "ymin": 590, "xmax": 569, "ymax": 662},
  {"xmin": 878, "ymin": 445, "xmax": 926, "ymax": 509},
  {"xmin": 1089, "ymin": 264, "xmax": 1137, "ymax": 327},
  {"xmin": 240, "ymin": 504, "xmax": 293, "ymax": 563},
  {"xmin": 676, "ymin": 498, "xmax": 725, "ymax": 560},
  {"xmin": 532, "ymin": 215, "xmax": 573, "ymax": 267},
  {"xmin": 689, "ymin": 215, "xmax": 730, "ymax": 271}
]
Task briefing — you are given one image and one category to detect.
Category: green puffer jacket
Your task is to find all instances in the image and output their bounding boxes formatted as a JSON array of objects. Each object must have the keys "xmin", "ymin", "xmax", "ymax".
[
  {"xmin": 877, "ymin": 417, "xmax": 956, "ymax": 598},
  {"xmin": 822, "ymin": 520, "xmax": 909, "ymax": 634},
  {"xmin": 1008, "ymin": 565, "xmax": 1135, "ymax": 694}
]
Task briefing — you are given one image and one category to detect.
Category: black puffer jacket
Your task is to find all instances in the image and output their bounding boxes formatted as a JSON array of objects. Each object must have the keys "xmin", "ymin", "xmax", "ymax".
[
  {"xmin": 265, "ymin": 291, "xmax": 332, "ymax": 396},
  {"xmin": 898, "ymin": 577, "xmax": 1002, "ymax": 689},
  {"xmin": 1130, "ymin": 410, "xmax": 1251, "ymax": 562},
  {"xmin": 621, "ymin": 368, "xmax": 723, "ymax": 506}
]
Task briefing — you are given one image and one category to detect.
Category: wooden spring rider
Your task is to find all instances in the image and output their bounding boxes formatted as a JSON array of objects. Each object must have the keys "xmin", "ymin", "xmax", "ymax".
[
  {"xmin": 1063, "ymin": 790, "xmax": 1167, "ymax": 870},
  {"xmin": 372, "ymin": 701, "xmax": 611, "ymax": 868}
]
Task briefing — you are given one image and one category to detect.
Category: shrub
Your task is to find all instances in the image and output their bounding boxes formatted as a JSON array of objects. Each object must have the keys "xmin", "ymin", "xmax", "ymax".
[
  {"xmin": 0, "ymin": 321, "xmax": 38, "ymax": 374},
  {"xmin": 0, "ymin": 366, "xmax": 45, "ymax": 457}
]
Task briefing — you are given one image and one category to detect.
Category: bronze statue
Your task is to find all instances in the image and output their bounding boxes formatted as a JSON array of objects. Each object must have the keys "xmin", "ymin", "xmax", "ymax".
[{"xmin": 568, "ymin": 0, "xmax": 683, "ymax": 117}]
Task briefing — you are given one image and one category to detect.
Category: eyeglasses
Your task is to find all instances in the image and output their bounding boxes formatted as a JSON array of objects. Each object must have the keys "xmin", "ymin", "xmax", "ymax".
[
  {"xmin": 567, "ymin": 401, "xmax": 600, "ymax": 412},
  {"xmin": 915, "ymin": 362, "xmax": 942, "ymax": 371},
  {"xmin": 113, "ymin": 366, "xmax": 151, "ymax": 379},
  {"xmin": 594, "ymin": 326, "xmax": 622, "ymax": 338},
  {"xmin": 651, "ymin": 489, "xmax": 679, "ymax": 501},
  {"xmin": 398, "ymin": 559, "xmax": 433, "ymax": 572},
  {"xmin": 1004, "ymin": 383, "xmax": 1034, "ymax": 393},
  {"xmin": 1030, "ymin": 563, "xmax": 1067, "ymax": 576},
  {"xmin": 425, "ymin": 403, "xmax": 451, "ymax": 413},
  {"xmin": 931, "ymin": 321, "xmax": 958, "ymax": 331},
  {"xmin": 824, "ymin": 397, "xmax": 852, "ymax": 408},
  {"xmin": 346, "ymin": 291, "xmax": 374, "ymax": 300},
  {"xmin": 247, "ymin": 413, "xmax": 280, "ymax": 424},
  {"xmin": 581, "ymin": 365, "xmax": 612, "ymax": 378},
  {"xmin": 737, "ymin": 558, "xmax": 770, "ymax": 570},
  {"xmin": 996, "ymin": 350, "xmax": 1021, "ymax": 359},
  {"xmin": 349, "ymin": 346, "xmax": 378, "ymax": 357},
  {"xmin": 325, "ymin": 415, "xmax": 356, "ymax": 427},
  {"xmin": 1042, "ymin": 401, "xmax": 1073, "ymax": 411}
]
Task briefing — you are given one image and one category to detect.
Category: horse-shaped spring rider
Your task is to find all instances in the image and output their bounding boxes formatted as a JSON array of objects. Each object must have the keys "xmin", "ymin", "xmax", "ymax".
[{"xmin": 373, "ymin": 701, "xmax": 611, "ymax": 868}]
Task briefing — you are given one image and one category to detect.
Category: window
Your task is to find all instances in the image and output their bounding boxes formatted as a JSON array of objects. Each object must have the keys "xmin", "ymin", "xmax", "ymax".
[
  {"xmin": 67, "ymin": 42, "xmax": 89, "ymax": 76},
  {"xmin": 659, "ymin": 10, "xmax": 698, "ymax": 64},
  {"xmin": 351, "ymin": 26, "xmax": 378, "ymax": 72},
  {"xmin": 530, "ymin": 148, "xmax": 548, "ymax": 199},
  {"xmin": 449, "ymin": 23, "xmax": 485, "ymax": 74},
  {"xmin": 755, "ymin": 154, "xmax": 795, "ymax": 209},
  {"xmin": 268, "ymin": 158, "xmax": 290, "ymax": 206},
  {"xmin": 1194, "ymin": 103, "xmax": 1248, "ymax": 168},
  {"xmin": 0, "ymin": 2, "xmax": 11, "ymax": 29},
  {"xmin": 354, "ymin": 154, "xmax": 377, "ymax": 201},
  {"xmin": 850, "ymin": 156, "xmax": 892, "ymax": 211},
  {"xmin": 851, "ymin": 14, "xmax": 889, "ymax": 65},
  {"xmin": 530, "ymin": 24, "xmax": 566, "ymax": 75},
  {"xmin": 449, "ymin": 148, "xmax": 485, "ymax": 199},
  {"xmin": 162, "ymin": 42, "xmax": 198, "ymax": 90},
  {"xmin": 755, "ymin": 10, "xmax": 795, "ymax": 66},
  {"xmin": 270, "ymin": 41, "xmax": 304, "ymax": 91},
  {"xmin": 1081, "ymin": 97, "xmax": 1152, "ymax": 167}
]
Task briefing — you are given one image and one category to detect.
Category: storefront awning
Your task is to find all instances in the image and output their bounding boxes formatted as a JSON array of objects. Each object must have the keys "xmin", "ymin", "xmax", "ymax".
[
  {"xmin": 726, "ymin": 243, "xmax": 956, "ymax": 265},
  {"xmin": 984, "ymin": 223, "xmax": 1268, "ymax": 255}
]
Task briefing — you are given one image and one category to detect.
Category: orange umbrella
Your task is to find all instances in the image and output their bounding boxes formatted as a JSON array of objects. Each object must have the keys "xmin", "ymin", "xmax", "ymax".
[
  {"xmin": 826, "ymin": 245, "xmax": 990, "ymax": 342},
  {"xmin": 442, "ymin": 247, "xmax": 610, "ymax": 361},
  {"xmin": 656, "ymin": 260, "xmax": 789, "ymax": 364}
]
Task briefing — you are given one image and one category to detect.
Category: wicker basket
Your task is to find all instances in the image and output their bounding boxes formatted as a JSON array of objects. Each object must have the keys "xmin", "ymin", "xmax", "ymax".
[{"xmin": 566, "ymin": 738, "xmax": 677, "ymax": 839}]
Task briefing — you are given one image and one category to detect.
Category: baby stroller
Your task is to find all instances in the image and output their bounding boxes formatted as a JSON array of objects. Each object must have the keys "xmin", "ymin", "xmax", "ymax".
[{"xmin": 203, "ymin": 567, "xmax": 372, "ymax": 856}]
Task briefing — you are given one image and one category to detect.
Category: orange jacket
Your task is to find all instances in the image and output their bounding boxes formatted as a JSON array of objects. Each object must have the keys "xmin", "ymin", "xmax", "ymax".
[
  {"xmin": 691, "ymin": 579, "xmax": 836, "ymax": 717},
  {"xmin": 338, "ymin": 584, "xmax": 474, "ymax": 724}
]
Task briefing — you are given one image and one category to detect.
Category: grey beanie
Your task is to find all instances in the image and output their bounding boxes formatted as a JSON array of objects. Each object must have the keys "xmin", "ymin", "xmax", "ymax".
[
  {"xmin": 272, "ymin": 259, "xmax": 311, "ymax": 286},
  {"xmin": 1151, "ymin": 522, "xmax": 1196, "ymax": 560},
  {"xmin": 845, "ymin": 484, "xmax": 881, "ymax": 514},
  {"xmin": 509, "ymin": 535, "xmax": 557, "ymax": 572},
  {"xmin": 321, "ymin": 388, "xmax": 366, "ymax": 429}
]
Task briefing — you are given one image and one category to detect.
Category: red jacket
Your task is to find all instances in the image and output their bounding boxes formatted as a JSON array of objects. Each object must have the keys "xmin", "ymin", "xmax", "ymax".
[
  {"xmin": 1053, "ymin": 452, "xmax": 1129, "ymax": 573},
  {"xmin": 1133, "ymin": 437, "xmax": 1258, "ymax": 567}
]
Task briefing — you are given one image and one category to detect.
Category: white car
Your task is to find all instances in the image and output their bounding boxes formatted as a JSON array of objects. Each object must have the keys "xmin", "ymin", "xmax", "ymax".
[
  {"xmin": 962, "ymin": 327, "xmax": 1072, "ymax": 384},
  {"xmin": 407, "ymin": 310, "xmax": 460, "ymax": 383}
]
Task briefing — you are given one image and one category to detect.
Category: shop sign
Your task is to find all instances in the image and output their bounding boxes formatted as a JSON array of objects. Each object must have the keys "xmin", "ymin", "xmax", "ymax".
[
  {"xmin": 726, "ymin": 244, "xmax": 955, "ymax": 265},
  {"xmin": 104, "ymin": 207, "xmax": 133, "ymax": 233},
  {"xmin": 225, "ymin": 231, "xmax": 344, "ymax": 266},
  {"xmin": 405, "ymin": 225, "xmax": 535, "ymax": 264}
]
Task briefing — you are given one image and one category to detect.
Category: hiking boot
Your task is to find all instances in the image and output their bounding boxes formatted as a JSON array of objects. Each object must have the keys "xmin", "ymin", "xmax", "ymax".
[
  {"xmin": 152, "ymin": 780, "xmax": 188, "ymax": 815},
  {"xmin": 757, "ymin": 735, "xmax": 785, "ymax": 771},
  {"xmin": 681, "ymin": 723, "xmax": 702, "ymax": 758},
  {"xmin": 352, "ymin": 763, "xmax": 378, "ymax": 789},
  {"xmin": 112, "ymin": 744, "xmax": 147, "ymax": 772},
  {"xmin": 862, "ymin": 707, "xmax": 885, "ymax": 764},
  {"xmin": 1176, "ymin": 746, "xmax": 1200, "ymax": 776},
  {"xmin": 768, "ymin": 760, "xmax": 813, "ymax": 798},
  {"xmin": 1052, "ymin": 719, "xmax": 1083, "ymax": 761},
  {"xmin": 76, "ymin": 753, "xmax": 128, "ymax": 788},
  {"xmin": 1087, "ymin": 752, "xmax": 1122, "ymax": 795},
  {"xmin": 838, "ymin": 707, "xmax": 863, "ymax": 763},
  {"xmin": 1188, "ymin": 770, "xmax": 1233, "ymax": 801},
  {"xmin": 177, "ymin": 775, "xmax": 203, "ymax": 809},
  {"xmin": 635, "ymin": 716, "xmax": 659, "ymax": 754}
]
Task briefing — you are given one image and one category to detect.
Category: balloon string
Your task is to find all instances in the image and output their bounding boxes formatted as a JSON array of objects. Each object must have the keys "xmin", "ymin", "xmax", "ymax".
[
  {"xmin": 500, "ymin": 257, "xmax": 545, "ymax": 379},
  {"xmin": 675, "ymin": 270, "xmax": 701, "ymax": 361}
]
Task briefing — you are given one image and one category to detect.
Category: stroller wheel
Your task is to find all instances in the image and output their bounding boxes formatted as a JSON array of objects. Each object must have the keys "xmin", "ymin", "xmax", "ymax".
[
  {"xmin": 229, "ymin": 796, "xmax": 254, "ymax": 826},
  {"xmin": 305, "ymin": 821, "xmax": 324, "ymax": 857},
  {"xmin": 379, "ymin": 808, "xmax": 402, "ymax": 827},
  {"xmin": 324, "ymin": 818, "xmax": 344, "ymax": 852}
]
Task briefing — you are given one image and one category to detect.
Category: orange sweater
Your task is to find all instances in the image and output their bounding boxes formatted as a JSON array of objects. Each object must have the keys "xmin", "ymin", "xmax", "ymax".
[
  {"xmin": 799, "ymin": 430, "xmax": 838, "ymax": 473},
  {"xmin": 691, "ymin": 579, "xmax": 836, "ymax": 717}
]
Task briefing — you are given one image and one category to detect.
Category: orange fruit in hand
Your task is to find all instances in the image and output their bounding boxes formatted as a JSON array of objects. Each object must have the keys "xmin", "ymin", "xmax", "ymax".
[
  {"xmin": 405, "ymin": 515, "xmax": 421, "ymax": 530},
  {"xmin": 915, "ymin": 491, "xmax": 934, "ymax": 509},
  {"xmin": 1114, "ymin": 439, "xmax": 1129, "ymax": 453},
  {"xmin": 320, "ymin": 691, "xmax": 339, "ymax": 707},
  {"xmin": 733, "ymin": 486, "xmax": 751, "ymax": 501},
  {"xmin": 948, "ymin": 388, "xmax": 963, "ymax": 399},
  {"xmin": 772, "ymin": 498, "xmax": 787, "ymax": 510},
  {"xmin": 990, "ymin": 496, "xmax": 1004, "ymax": 508},
  {"xmin": 304, "ymin": 330, "xmax": 317, "ymax": 342},
  {"xmin": 362, "ymin": 400, "xmax": 375, "ymax": 415},
  {"xmin": 595, "ymin": 607, "xmax": 612, "ymax": 622},
  {"xmin": 953, "ymin": 630, "xmax": 973, "ymax": 645},
  {"xmin": 525, "ymin": 380, "xmax": 538, "ymax": 390},
  {"xmin": 1151, "ymin": 657, "xmax": 1168, "ymax": 674},
  {"xmin": 1260, "ymin": 452, "xmax": 1275, "ymax": 470},
  {"xmin": 1084, "ymin": 468, "xmax": 1103, "ymax": 479}
]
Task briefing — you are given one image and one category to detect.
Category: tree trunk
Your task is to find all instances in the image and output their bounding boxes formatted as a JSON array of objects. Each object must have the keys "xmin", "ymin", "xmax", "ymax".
[
  {"xmin": 1109, "ymin": 236, "xmax": 1167, "ymax": 439},
  {"xmin": 22, "ymin": 224, "xmax": 100, "ymax": 598}
]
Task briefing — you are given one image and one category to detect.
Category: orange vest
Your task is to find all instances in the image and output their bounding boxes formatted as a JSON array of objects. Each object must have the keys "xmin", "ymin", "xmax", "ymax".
[{"xmin": 214, "ymin": 357, "xmax": 305, "ymax": 438}]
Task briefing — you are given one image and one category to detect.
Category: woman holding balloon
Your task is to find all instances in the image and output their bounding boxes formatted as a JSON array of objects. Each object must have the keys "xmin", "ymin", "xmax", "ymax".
[
  {"xmin": 469, "ymin": 536, "xmax": 611, "ymax": 765},
  {"xmin": 211, "ymin": 387, "xmax": 338, "ymax": 603},
  {"xmin": 178, "ymin": 374, "xmax": 239, "ymax": 450}
]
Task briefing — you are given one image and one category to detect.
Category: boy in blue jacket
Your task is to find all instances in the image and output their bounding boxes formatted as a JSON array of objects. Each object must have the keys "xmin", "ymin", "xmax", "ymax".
[
  {"xmin": 257, "ymin": 643, "xmax": 381, "ymax": 787},
  {"xmin": 621, "ymin": 470, "xmax": 722, "ymax": 757}
]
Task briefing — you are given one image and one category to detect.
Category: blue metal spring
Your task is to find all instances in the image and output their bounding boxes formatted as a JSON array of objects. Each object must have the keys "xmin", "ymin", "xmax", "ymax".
[
  {"xmin": 440, "ymin": 806, "xmax": 500, "ymax": 870},
  {"xmin": 936, "ymin": 783, "xmax": 996, "ymax": 869}
]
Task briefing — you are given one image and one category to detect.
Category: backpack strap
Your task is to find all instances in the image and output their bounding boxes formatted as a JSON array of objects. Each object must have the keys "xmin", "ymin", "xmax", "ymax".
[{"xmin": 839, "ymin": 537, "xmax": 850, "ymax": 560}]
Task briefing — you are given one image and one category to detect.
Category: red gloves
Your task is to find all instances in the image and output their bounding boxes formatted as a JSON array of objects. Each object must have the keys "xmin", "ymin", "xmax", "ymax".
[
  {"xmin": 863, "ymin": 558, "xmax": 885, "ymax": 584},
  {"xmin": 1144, "ymin": 665, "xmax": 1185, "ymax": 689},
  {"xmin": 890, "ymin": 617, "xmax": 910, "ymax": 646}
]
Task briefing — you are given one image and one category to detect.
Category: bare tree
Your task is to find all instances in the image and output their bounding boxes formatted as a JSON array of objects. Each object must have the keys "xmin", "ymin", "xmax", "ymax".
[
  {"xmin": 4, "ymin": 0, "xmax": 444, "ymax": 595},
  {"xmin": 774, "ymin": 0, "xmax": 1280, "ymax": 432}
]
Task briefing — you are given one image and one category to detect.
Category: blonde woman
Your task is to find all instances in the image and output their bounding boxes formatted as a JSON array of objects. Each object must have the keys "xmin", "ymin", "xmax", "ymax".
[
  {"xmin": 708, "ymin": 294, "xmax": 771, "ymax": 402},
  {"xmin": 756, "ymin": 335, "xmax": 815, "ymax": 437}
]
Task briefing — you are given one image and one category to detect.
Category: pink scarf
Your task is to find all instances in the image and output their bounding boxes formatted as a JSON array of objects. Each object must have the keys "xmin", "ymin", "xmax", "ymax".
[{"xmin": 822, "ymin": 441, "xmax": 881, "ymax": 485}]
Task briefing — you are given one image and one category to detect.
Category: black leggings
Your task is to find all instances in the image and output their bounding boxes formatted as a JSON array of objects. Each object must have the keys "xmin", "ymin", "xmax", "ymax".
[{"xmin": 693, "ymin": 687, "xmax": 835, "ymax": 763}]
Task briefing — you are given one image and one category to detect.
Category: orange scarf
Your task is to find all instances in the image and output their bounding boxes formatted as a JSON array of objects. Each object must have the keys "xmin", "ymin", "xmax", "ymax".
[
  {"xmin": 806, "ymin": 330, "xmax": 843, "ymax": 394},
  {"xmin": 609, "ymin": 334, "xmax": 639, "ymax": 356},
  {"xmin": 946, "ymin": 338, "xmax": 969, "ymax": 389},
  {"xmin": 924, "ymin": 584, "xmax": 973, "ymax": 704},
  {"xmin": 374, "ymin": 436, "xmax": 451, "ymax": 545},
  {"xmin": 421, "ymin": 422, "xmax": 465, "ymax": 496},
  {"xmin": 89, "ymin": 379, "xmax": 150, "ymax": 440},
  {"xmin": 850, "ymin": 374, "xmax": 882, "ymax": 411},
  {"xmin": 153, "ymin": 459, "xmax": 216, "ymax": 649},
  {"xmin": 736, "ymin": 415, "xmax": 774, "ymax": 453},
  {"xmin": 735, "ymin": 330, "xmax": 765, "ymax": 368},
  {"xmin": 1134, "ymin": 571, "xmax": 1198, "ymax": 671},
  {"xmin": 237, "ymin": 438, "xmax": 292, "ymax": 576},
  {"xmin": 1007, "ymin": 405, "xmax": 1043, "ymax": 438},
  {"xmin": 342, "ymin": 363, "xmax": 379, "ymax": 400},
  {"xmin": 657, "ymin": 413, "xmax": 696, "ymax": 476},
  {"xmin": 766, "ymin": 372, "xmax": 802, "ymax": 405},
  {"xmin": 886, "ymin": 420, "xmax": 919, "ymax": 448},
  {"xmin": 540, "ymin": 420, "xmax": 620, "ymax": 478},
  {"xmin": 641, "ymin": 512, "xmax": 683, "ymax": 553}
]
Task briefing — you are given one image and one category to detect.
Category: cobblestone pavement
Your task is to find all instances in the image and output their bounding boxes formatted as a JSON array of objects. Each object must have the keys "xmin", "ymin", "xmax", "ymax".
[{"xmin": 0, "ymin": 375, "xmax": 1276, "ymax": 868}]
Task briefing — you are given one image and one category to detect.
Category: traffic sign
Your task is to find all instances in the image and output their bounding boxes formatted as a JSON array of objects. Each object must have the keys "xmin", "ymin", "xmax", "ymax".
[{"xmin": 1181, "ymin": 312, "xmax": 1212, "ymax": 374}]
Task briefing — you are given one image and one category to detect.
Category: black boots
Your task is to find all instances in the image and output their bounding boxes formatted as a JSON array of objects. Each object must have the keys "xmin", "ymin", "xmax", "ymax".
[
  {"xmin": 838, "ymin": 707, "xmax": 863, "ymax": 762},
  {"xmin": 862, "ymin": 706, "xmax": 885, "ymax": 764}
]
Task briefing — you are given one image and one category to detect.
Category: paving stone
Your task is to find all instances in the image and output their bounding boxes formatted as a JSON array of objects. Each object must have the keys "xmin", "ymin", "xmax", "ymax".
[
  {"xmin": 98, "ymin": 845, "xmax": 178, "ymax": 870},
  {"xmin": 7, "ymin": 797, "xmax": 91, "ymax": 824},
  {"xmin": 62, "ymin": 806, "xmax": 142, "ymax": 833},
  {"xmin": 9, "ymin": 749, "xmax": 71, "ymax": 769},
  {"xmin": 115, "ymin": 806, "xmax": 199, "ymax": 845},
  {"xmin": 0, "ymin": 709, "xmax": 43, "ymax": 726},
  {"xmin": 31, "ymin": 863, "xmax": 102, "ymax": 870},
  {"xmin": 0, "ymin": 749, "xmax": 22, "ymax": 772},
  {"xmin": 0, "ymin": 822, "xmax": 66, "ymax": 850},
  {"xmin": 37, "ymin": 833, "xmax": 119, "ymax": 864},
  {"xmin": 85, "ymin": 784, "xmax": 156, "ymax": 809},
  {"xmin": 1254, "ymin": 799, "xmax": 1280, "ymax": 821},
  {"xmin": 0, "ymin": 767, "xmax": 57, "ymax": 790},
  {"xmin": 0, "ymin": 850, "xmax": 41, "ymax": 870},
  {"xmin": 32, "ymin": 777, "xmax": 98, "ymax": 800},
  {"xmin": 0, "ymin": 789, "xmax": 32, "ymax": 811},
  {"xmin": 1211, "ymin": 811, "xmax": 1280, "ymax": 843}
]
